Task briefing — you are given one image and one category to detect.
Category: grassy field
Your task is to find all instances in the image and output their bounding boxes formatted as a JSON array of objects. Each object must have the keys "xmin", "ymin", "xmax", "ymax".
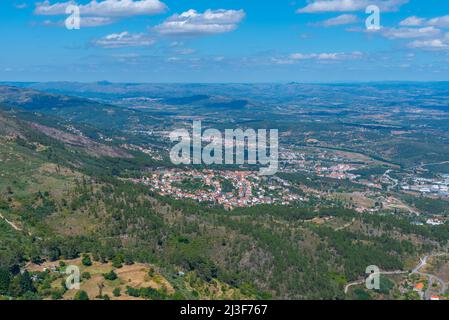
[{"xmin": 26, "ymin": 256, "xmax": 252, "ymax": 300}]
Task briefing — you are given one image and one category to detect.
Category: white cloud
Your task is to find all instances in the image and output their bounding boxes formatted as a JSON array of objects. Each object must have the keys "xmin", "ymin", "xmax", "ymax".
[
  {"xmin": 317, "ymin": 14, "xmax": 359, "ymax": 27},
  {"xmin": 290, "ymin": 52, "xmax": 362, "ymax": 60},
  {"xmin": 271, "ymin": 51, "xmax": 363, "ymax": 64},
  {"xmin": 35, "ymin": 0, "xmax": 167, "ymax": 17},
  {"xmin": 271, "ymin": 57, "xmax": 295, "ymax": 65},
  {"xmin": 154, "ymin": 9, "xmax": 245, "ymax": 36},
  {"xmin": 354, "ymin": 14, "xmax": 449, "ymax": 52},
  {"xmin": 175, "ymin": 48, "xmax": 196, "ymax": 55},
  {"xmin": 400, "ymin": 15, "xmax": 449, "ymax": 29},
  {"xmin": 169, "ymin": 41, "xmax": 184, "ymax": 47},
  {"xmin": 80, "ymin": 16, "xmax": 116, "ymax": 27},
  {"xmin": 399, "ymin": 16, "xmax": 425, "ymax": 27},
  {"xmin": 289, "ymin": 53, "xmax": 337, "ymax": 60},
  {"xmin": 428, "ymin": 15, "xmax": 449, "ymax": 28},
  {"xmin": 93, "ymin": 31, "xmax": 155, "ymax": 48},
  {"xmin": 408, "ymin": 39, "xmax": 449, "ymax": 50},
  {"xmin": 297, "ymin": 0, "xmax": 408, "ymax": 13},
  {"xmin": 42, "ymin": 16, "xmax": 115, "ymax": 27},
  {"xmin": 381, "ymin": 27, "xmax": 441, "ymax": 39},
  {"xmin": 407, "ymin": 33, "xmax": 449, "ymax": 51}
]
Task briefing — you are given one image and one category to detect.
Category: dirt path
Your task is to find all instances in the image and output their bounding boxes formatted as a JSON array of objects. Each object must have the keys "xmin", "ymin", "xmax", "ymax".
[
  {"xmin": 335, "ymin": 218, "xmax": 356, "ymax": 231},
  {"xmin": 0, "ymin": 212, "xmax": 22, "ymax": 231}
]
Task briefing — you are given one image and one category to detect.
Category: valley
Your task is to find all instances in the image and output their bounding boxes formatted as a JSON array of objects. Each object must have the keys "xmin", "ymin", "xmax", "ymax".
[{"xmin": 0, "ymin": 82, "xmax": 448, "ymax": 300}]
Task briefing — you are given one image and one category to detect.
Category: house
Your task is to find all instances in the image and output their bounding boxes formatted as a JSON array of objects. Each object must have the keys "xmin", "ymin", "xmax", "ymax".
[
  {"xmin": 426, "ymin": 219, "xmax": 443, "ymax": 226},
  {"xmin": 414, "ymin": 283, "xmax": 424, "ymax": 291}
]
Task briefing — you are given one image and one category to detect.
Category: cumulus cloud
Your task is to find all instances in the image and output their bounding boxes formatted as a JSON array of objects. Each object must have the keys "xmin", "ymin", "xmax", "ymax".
[
  {"xmin": 297, "ymin": 0, "xmax": 408, "ymax": 13},
  {"xmin": 359, "ymin": 14, "xmax": 449, "ymax": 52},
  {"xmin": 315, "ymin": 14, "xmax": 359, "ymax": 27},
  {"xmin": 35, "ymin": 0, "xmax": 167, "ymax": 17},
  {"xmin": 407, "ymin": 32, "xmax": 449, "ymax": 51},
  {"xmin": 382, "ymin": 15, "xmax": 449, "ymax": 51},
  {"xmin": 290, "ymin": 53, "xmax": 337, "ymax": 60},
  {"xmin": 93, "ymin": 31, "xmax": 155, "ymax": 48},
  {"xmin": 289, "ymin": 51, "xmax": 362, "ymax": 60},
  {"xmin": 154, "ymin": 9, "xmax": 245, "ymax": 36},
  {"xmin": 36, "ymin": 0, "xmax": 167, "ymax": 28},
  {"xmin": 271, "ymin": 51, "xmax": 363, "ymax": 64},
  {"xmin": 399, "ymin": 16, "xmax": 425, "ymax": 27},
  {"xmin": 42, "ymin": 16, "xmax": 115, "ymax": 27},
  {"xmin": 175, "ymin": 48, "xmax": 196, "ymax": 55},
  {"xmin": 427, "ymin": 15, "xmax": 449, "ymax": 28},
  {"xmin": 400, "ymin": 15, "xmax": 449, "ymax": 29},
  {"xmin": 408, "ymin": 39, "xmax": 449, "ymax": 50},
  {"xmin": 80, "ymin": 16, "xmax": 116, "ymax": 27},
  {"xmin": 381, "ymin": 27, "xmax": 441, "ymax": 39}
]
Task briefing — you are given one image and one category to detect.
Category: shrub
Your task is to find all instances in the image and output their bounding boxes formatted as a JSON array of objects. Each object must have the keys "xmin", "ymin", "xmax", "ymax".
[
  {"xmin": 81, "ymin": 272, "xmax": 91, "ymax": 280},
  {"xmin": 82, "ymin": 254, "xmax": 92, "ymax": 267},
  {"xmin": 51, "ymin": 289, "xmax": 64, "ymax": 300},
  {"xmin": 74, "ymin": 290, "xmax": 89, "ymax": 300},
  {"xmin": 103, "ymin": 270, "xmax": 118, "ymax": 281},
  {"xmin": 112, "ymin": 256, "xmax": 123, "ymax": 268},
  {"xmin": 113, "ymin": 288, "xmax": 121, "ymax": 297}
]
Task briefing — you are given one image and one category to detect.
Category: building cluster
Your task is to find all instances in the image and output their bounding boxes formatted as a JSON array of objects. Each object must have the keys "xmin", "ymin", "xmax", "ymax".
[
  {"xmin": 121, "ymin": 143, "xmax": 163, "ymax": 160},
  {"xmin": 280, "ymin": 149, "xmax": 361, "ymax": 180},
  {"xmin": 64, "ymin": 125, "xmax": 84, "ymax": 137},
  {"xmin": 98, "ymin": 133, "xmax": 113, "ymax": 142},
  {"xmin": 137, "ymin": 169, "xmax": 300, "ymax": 210},
  {"xmin": 316, "ymin": 164, "xmax": 360, "ymax": 180},
  {"xmin": 399, "ymin": 277, "xmax": 445, "ymax": 301},
  {"xmin": 401, "ymin": 175, "xmax": 449, "ymax": 197}
]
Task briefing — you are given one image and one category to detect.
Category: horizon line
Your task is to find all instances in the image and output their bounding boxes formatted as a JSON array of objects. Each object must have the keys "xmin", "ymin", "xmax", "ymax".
[{"xmin": 2, "ymin": 80, "xmax": 449, "ymax": 85}]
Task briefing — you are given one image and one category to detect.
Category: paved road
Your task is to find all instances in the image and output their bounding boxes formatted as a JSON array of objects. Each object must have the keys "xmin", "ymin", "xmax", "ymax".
[
  {"xmin": 408, "ymin": 161, "xmax": 449, "ymax": 171},
  {"xmin": 382, "ymin": 169, "xmax": 399, "ymax": 190},
  {"xmin": 411, "ymin": 254, "xmax": 448, "ymax": 300},
  {"xmin": 345, "ymin": 253, "xmax": 448, "ymax": 298},
  {"xmin": 412, "ymin": 256, "xmax": 428, "ymax": 274},
  {"xmin": 344, "ymin": 270, "xmax": 407, "ymax": 294}
]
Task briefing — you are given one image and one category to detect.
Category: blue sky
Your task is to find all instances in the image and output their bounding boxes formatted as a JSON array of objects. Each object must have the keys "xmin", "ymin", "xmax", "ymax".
[{"xmin": 1, "ymin": 0, "xmax": 449, "ymax": 82}]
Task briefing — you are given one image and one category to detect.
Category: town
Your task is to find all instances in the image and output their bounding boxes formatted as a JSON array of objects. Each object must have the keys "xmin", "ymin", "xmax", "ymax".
[{"xmin": 134, "ymin": 169, "xmax": 301, "ymax": 210}]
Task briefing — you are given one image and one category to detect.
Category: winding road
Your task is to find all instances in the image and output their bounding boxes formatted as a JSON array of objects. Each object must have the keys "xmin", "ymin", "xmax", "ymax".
[
  {"xmin": 408, "ymin": 161, "xmax": 449, "ymax": 171},
  {"xmin": 412, "ymin": 255, "xmax": 448, "ymax": 300},
  {"xmin": 382, "ymin": 169, "xmax": 399, "ymax": 190},
  {"xmin": 344, "ymin": 270, "xmax": 407, "ymax": 294},
  {"xmin": 344, "ymin": 253, "xmax": 448, "ymax": 299}
]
